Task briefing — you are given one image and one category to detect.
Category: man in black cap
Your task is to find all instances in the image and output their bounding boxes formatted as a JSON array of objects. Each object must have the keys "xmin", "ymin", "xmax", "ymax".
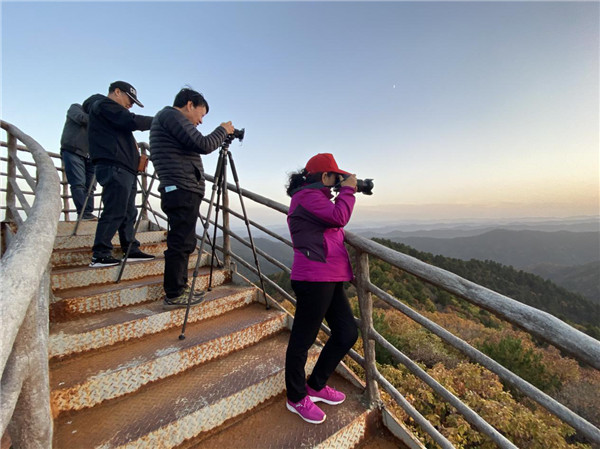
[{"xmin": 83, "ymin": 81, "xmax": 155, "ymax": 267}]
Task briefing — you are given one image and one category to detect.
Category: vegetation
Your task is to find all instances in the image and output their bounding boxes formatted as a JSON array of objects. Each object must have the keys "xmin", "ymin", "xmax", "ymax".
[
  {"xmin": 267, "ymin": 238, "xmax": 600, "ymax": 448},
  {"xmin": 370, "ymin": 238, "xmax": 600, "ymax": 338}
]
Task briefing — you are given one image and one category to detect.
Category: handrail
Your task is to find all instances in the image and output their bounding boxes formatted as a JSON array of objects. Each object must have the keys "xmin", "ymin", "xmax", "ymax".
[
  {"xmin": 345, "ymin": 232, "xmax": 600, "ymax": 370},
  {"xmin": 0, "ymin": 120, "xmax": 61, "ymax": 448}
]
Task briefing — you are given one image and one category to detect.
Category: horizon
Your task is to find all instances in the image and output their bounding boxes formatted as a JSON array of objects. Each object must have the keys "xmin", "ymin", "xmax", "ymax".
[{"xmin": 1, "ymin": 1, "xmax": 598, "ymax": 222}]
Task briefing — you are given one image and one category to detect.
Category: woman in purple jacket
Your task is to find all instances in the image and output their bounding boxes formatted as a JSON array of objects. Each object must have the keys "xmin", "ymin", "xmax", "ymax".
[{"xmin": 284, "ymin": 153, "xmax": 359, "ymax": 424}]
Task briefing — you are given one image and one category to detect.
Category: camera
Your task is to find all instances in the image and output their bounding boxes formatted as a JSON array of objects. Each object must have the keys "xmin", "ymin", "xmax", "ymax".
[
  {"xmin": 335, "ymin": 174, "xmax": 374, "ymax": 195},
  {"xmin": 232, "ymin": 128, "xmax": 245, "ymax": 141}
]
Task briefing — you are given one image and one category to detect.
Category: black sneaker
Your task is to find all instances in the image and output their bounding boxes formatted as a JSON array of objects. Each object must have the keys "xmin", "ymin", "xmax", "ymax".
[
  {"xmin": 163, "ymin": 287, "xmax": 206, "ymax": 310},
  {"xmin": 126, "ymin": 250, "xmax": 155, "ymax": 262},
  {"xmin": 89, "ymin": 256, "xmax": 121, "ymax": 268},
  {"xmin": 82, "ymin": 214, "xmax": 98, "ymax": 221}
]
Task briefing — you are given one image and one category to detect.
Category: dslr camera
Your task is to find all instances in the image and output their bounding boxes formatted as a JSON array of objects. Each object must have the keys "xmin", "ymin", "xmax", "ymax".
[
  {"xmin": 335, "ymin": 174, "xmax": 374, "ymax": 195},
  {"xmin": 232, "ymin": 128, "xmax": 245, "ymax": 141}
]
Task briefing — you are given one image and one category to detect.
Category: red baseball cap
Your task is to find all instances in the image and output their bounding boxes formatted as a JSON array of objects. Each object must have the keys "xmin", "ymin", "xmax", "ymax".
[{"xmin": 305, "ymin": 153, "xmax": 351, "ymax": 175}]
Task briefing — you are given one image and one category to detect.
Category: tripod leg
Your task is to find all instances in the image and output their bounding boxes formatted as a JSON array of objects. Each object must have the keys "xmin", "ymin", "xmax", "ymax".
[
  {"xmin": 207, "ymin": 152, "xmax": 229, "ymax": 291},
  {"xmin": 207, "ymin": 182, "xmax": 223, "ymax": 291},
  {"xmin": 116, "ymin": 173, "xmax": 157, "ymax": 283},
  {"xmin": 180, "ymin": 147, "xmax": 227, "ymax": 339},
  {"xmin": 227, "ymin": 152, "xmax": 270, "ymax": 310}
]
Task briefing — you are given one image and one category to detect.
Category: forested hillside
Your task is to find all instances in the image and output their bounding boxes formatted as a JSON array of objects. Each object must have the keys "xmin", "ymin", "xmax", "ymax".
[{"xmin": 370, "ymin": 238, "xmax": 600, "ymax": 338}]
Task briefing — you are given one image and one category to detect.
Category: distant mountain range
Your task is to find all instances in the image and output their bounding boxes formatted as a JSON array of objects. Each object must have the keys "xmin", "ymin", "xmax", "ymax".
[
  {"xmin": 228, "ymin": 224, "xmax": 600, "ymax": 305},
  {"xmin": 378, "ymin": 230, "xmax": 599, "ymax": 305},
  {"xmin": 386, "ymin": 230, "xmax": 598, "ymax": 268}
]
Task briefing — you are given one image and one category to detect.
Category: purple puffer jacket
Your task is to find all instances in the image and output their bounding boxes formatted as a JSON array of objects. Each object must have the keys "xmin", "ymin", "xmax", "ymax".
[{"xmin": 287, "ymin": 186, "xmax": 356, "ymax": 282}]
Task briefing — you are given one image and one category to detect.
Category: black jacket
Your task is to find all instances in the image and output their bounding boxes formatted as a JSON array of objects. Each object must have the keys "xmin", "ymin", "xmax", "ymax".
[
  {"xmin": 60, "ymin": 103, "xmax": 89, "ymax": 157},
  {"xmin": 82, "ymin": 94, "xmax": 153, "ymax": 174},
  {"xmin": 149, "ymin": 106, "xmax": 228, "ymax": 195}
]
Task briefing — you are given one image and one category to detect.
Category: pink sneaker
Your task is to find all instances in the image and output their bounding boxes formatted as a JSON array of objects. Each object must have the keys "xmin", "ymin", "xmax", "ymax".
[
  {"xmin": 286, "ymin": 396, "xmax": 326, "ymax": 424},
  {"xmin": 306, "ymin": 384, "xmax": 346, "ymax": 405}
]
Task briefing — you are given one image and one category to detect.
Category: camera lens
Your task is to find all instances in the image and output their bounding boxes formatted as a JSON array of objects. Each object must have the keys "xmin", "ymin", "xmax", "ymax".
[{"xmin": 356, "ymin": 178, "xmax": 374, "ymax": 195}]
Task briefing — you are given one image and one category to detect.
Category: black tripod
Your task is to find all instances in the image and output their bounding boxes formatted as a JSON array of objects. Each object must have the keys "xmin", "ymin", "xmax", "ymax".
[{"xmin": 179, "ymin": 134, "xmax": 270, "ymax": 340}]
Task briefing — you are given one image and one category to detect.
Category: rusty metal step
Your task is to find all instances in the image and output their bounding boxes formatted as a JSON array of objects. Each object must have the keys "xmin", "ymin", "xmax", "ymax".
[
  {"xmin": 51, "ymin": 253, "xmax": 208, "ymax": 290},
  {"xmin": 50, "ymin": 303, "xmax": 287, "ymax": 414},
  {"xmin": 51, "ymin": 241, "xmax": 170, "ymax": 268},
  {"xmin": 176, "ymin": 373, "xmax": 374, "ymax": 449},
  {"xmin": 50, "ymin": 267, "xmax": 230, "ymax": 322},
  {"xmin": 54, "ymin": 229, "xmax": 167, "ymax": 250},
  {"xmin": 49, "ymin": 284, "xmax": 258, "ymax": 359},
  {"xmin": 52, "ymin": 332, "xmax": 319, "ymax": 449},
  {"xmin": 55, "ymin": 220, "xmax": 156, "ymax": 237}
]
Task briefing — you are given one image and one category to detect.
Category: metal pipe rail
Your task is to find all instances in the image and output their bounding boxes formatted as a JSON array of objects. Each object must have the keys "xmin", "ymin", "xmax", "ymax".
[{"xmin": 0, "ymin": 121, "xmax": 61, "ymax": 449}]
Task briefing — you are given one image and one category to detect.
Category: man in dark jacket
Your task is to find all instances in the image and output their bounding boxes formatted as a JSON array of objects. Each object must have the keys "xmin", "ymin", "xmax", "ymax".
[
  {"xmin": 60, "ymin": 103, "xmax": 96, "ymax": 219},
  {"xmin": 150, "ymin": 88, "xmax": 234, "ymax": 308},
  {"xmin": 83, "ymin": 81, "xmax": 155, "ymax": 267}
]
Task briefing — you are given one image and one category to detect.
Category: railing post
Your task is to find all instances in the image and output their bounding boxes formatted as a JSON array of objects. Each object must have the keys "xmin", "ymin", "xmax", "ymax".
[
  {"xmin": 222, "ymin": 169, "xmax": 231, "ymax": 270},
  {"xmin": 355, "ymin": 248, "xmax": 381, "ymax": 408},
  {"xmin": 6, "ymin": 270, "xmax": 53, "ymax": 449},
  {"xmin": 139, "ymin": 144, "xmax": 148, "ymax": 221},
  {"xmin": 6, "ymin": 133, "xmax": 17, "ymax": 222},
  {"xmin": 58, "ymin": 156, "xmax": 70, "ymax": 221}
]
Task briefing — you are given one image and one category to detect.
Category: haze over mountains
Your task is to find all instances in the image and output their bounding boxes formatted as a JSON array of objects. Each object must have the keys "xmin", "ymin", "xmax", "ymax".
[{"xmin": 231, "ymin": 216, "xmax": 599, "ymax": 305}]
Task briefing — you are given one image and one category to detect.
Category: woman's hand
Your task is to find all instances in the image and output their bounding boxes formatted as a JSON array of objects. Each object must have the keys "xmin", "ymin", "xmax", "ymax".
[{"xmin": 340, "ymin": 174, "xmax": 357, "ymax": 191}]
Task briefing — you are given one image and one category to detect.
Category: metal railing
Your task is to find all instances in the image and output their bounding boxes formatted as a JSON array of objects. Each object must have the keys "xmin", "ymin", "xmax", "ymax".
[
  {"xmin": 0, "ymin": 121, "xmax": 61, "ymax": 448},
  {"xmin": 1, "ymin": 129, "xmax": 599, "ymax": 448},
  {"xmin": 201, "ymin": 178, "xmax": 600, "ymax": 448}
]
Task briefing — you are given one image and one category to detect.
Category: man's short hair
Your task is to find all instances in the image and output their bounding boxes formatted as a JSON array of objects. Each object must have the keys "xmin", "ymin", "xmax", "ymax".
[{"xmin": 173, "ymin": 88, "xmax": 209, "ymax": 112}]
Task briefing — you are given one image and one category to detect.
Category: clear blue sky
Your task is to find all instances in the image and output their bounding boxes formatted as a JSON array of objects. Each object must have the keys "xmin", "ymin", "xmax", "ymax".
[{"xmin": 2, "ymin": 1, "xmax": 598, "ymax": 222}]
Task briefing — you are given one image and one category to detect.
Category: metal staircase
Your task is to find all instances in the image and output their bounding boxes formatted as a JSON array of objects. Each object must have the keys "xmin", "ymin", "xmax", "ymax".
[{"xmin": 48, "ymin": 220, "xmax": 402, "ymax": 449}]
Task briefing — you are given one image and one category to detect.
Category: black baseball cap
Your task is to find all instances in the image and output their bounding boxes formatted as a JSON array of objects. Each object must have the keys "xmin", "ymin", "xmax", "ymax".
[{"xmin": 109, "ymin": 81, "xmax": 144, "ymax": 107}]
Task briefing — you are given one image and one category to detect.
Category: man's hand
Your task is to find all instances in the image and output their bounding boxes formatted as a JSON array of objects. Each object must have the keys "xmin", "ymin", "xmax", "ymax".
[{"xmin": 221, "ymin": 121, "xmax": 235, "ymax": 134}]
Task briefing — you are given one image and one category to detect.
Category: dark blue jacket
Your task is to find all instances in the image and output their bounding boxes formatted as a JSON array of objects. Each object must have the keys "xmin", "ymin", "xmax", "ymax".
[{"xmin": 149, "ymin": 106, "xmax": 228, "ymax": 195}]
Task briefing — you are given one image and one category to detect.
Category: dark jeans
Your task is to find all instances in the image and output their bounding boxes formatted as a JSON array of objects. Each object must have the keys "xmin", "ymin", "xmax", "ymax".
[
  {"xmin": 61, "ymin": 150, "xmax": 95, "ymax": 217},
  {"xmin": 92, "ymin": 164, "xmax": 140, "ymax": 258},
  {"xmin": 285, "ymin": 280, "xmax": 359, "ymax": 403},
  {"xmin": 160, "ymin": 188, "xmax": 202, "ymax": 299}
]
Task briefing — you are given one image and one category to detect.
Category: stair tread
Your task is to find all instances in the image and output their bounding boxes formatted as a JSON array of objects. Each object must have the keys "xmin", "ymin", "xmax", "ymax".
[
  {"xmin": 52, "ymin": 333, "xmax": 301, "ymax": 448},
  {"xmin": 50, "ymin": 303, "xmax": 285, "ymax": 391},
  {"xmin": 53, "ymin": 229, "xmax": 166, "ymax": 248},
  {"xmin": 50, "ymin": 253, "xmax": 208, "ymax": 291},
  {"xmin": 51, "ymin": 253, "xmax": 170, "ymax": 275},
  {"xmin": 53, "ymin": 267, "xmax": 216, "ymax": 299},
  {"xmin": 185, "ymin": 374, "xmax": 370, "ymax": 449},
  {"xmin": 50, "ymin": 284, "xmax": 254, "ymax": 337}
]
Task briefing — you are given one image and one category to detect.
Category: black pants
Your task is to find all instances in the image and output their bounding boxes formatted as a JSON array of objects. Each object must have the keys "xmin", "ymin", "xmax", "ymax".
[
  {"xmin": 61, "ymin": 150, "xmax": 95, "ymax": 217},
  {"xmin": 161, "ymin": 188, "xmax": 202, "ymax": 299},
  {"xmin": 92, "ymin": 164, "xmax": 140, "ymax": 258},
  {"xmin": 285, "ymin": 280, "xmax": 358, "ymax": 403}
]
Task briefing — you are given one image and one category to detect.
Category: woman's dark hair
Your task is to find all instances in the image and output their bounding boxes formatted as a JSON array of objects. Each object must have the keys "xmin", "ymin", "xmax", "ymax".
[
  {"xmin": 173, "ymin": 87, "xmax": 209, "ymax": 112},
  {"xmin": 286, "ymin": 169, "xmax": 323, "ymax": 197}
]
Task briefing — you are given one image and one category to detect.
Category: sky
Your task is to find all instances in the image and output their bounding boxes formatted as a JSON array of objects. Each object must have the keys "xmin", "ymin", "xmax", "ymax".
[{"xmin": 1, "ymin": 1, "xmax": 599, "ymax": 225}]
